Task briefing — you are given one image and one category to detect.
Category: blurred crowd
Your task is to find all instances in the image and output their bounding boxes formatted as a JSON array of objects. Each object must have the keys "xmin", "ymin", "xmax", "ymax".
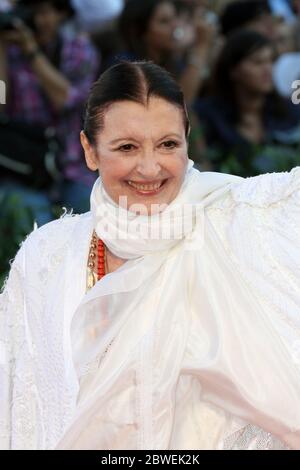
[{"xmin": 1, "ymin": 0, "xmax": 300, "ymax": 230}]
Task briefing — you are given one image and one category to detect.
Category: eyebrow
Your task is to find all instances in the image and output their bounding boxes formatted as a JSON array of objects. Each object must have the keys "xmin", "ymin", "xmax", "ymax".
[{"xmin": 109, "ymin": 133, "xmax": 183, "ymax": 145}]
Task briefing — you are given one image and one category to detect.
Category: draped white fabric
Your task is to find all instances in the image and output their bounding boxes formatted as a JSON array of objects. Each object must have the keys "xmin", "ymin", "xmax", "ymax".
[
  {"xmin": 90, "ymin": 159, "xmax": 239, "ymax": 260},
  {"xmin": 1, "ymin": 161, "xmax": 300, "ymax": 449},
  {"xmin": 53, "ymin": 160, "xmax": 300, "ymax": 450}
]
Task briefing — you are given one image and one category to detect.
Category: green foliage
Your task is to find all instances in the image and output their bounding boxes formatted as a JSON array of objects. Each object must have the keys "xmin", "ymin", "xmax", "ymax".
[
  {"xmin": 203, "ymin": 144, "xmax": 300, "ymax": 177},
  {"xmin": 250, "ymin": 145, "xmax": 300, "ymax": 174},
  {"xmin": 0, "ymin": 192, "xmax": 35, "ymax": 289},
  {"xmin": 0, "ymin": 192, "xmax": 68, "ymax": 290}
]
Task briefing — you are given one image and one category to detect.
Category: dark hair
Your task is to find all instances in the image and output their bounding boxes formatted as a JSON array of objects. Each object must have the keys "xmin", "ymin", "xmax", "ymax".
[
  {"xmin": 212, "ymin": 30, "xmax": 272, "ymax": 102},
  {"xmin": 20, "ymin": 0, "xmax": 75, "ymax": 18},
  {"xmin": 212, "ymin": 30, "xmax": 290, "ymax": 123},
  {"xmin": 220, "ymin": 0, "xmax": 271, "ymax": 36},
  {"xmin": 119, "ymin": 0, "xmax": 168, "ymax": 56},
  {"xmin": 83, "ymin": 60, "xmax": 190, "ymax": 146}
]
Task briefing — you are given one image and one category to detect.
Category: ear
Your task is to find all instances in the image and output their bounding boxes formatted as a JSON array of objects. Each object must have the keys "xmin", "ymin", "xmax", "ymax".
[{"xmin": 80, "ymin": 130, "xmax": 98, "ymax": 171}]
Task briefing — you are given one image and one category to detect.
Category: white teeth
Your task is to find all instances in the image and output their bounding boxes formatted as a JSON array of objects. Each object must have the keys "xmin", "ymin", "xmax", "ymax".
[{"xmin": 127, "ymin": 180, "xmax": 163, "ymax": 191}]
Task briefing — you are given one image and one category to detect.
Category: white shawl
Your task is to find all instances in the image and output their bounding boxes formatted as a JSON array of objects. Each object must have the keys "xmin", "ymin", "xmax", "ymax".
[
  {"xmin": 53, "ymin": 160, "xmax": 300, "ymax": 450},
  {"xmin": 1, "ymin": 161, "xmax": 300, "ymax": 449}
]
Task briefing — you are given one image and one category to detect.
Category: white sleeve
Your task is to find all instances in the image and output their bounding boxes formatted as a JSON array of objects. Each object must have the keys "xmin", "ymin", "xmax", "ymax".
[
  {"xmin": 226, "ymin": 166, "xmax": 300, "ymax": 353},
  {"xmin": 0, "ymin": 246, "xmax": 26, "ymax": 449},
  {"xmin": 189, "ymin": 166, "xmax": 300, "ymax": 449},
  {"xmin": 226, "ymin": 166, "xmax": 300, "ymax": 450}
]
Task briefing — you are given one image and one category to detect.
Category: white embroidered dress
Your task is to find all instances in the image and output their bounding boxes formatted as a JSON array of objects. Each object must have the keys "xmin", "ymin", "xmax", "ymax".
[{"xmin": 0, "ymin": 166, "xmax": 300, "ymax": 450}]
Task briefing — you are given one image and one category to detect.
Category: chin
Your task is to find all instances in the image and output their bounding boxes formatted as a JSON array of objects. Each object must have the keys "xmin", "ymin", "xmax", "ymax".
[{"xmin": 127, "ymin": 196, "xmax": 171, "ymax": 216}]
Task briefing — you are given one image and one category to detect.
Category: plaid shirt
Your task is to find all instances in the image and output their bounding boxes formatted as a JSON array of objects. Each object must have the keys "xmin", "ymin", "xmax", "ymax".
[{"xmin": 7, "ymin": 27, "xmax": 100, "ymax": 186}]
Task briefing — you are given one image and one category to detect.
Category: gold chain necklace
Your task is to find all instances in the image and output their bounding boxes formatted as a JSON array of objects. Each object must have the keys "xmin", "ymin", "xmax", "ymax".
[
  {"xmin": 86, "ymin": 231, "xmax": 114, "ymax": 369},
  {"xmin": 86, "ymin": 230, "xmax": 108, "ymax": 291}
]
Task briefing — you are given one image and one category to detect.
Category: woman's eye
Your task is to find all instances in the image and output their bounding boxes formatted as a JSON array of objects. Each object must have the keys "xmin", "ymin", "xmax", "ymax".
[
  {"xmin": 117, "ymin": 141, "xmax": 179, "ymax": 152},
  {"xmin": 118, "ymin": 144, "xmax": 135, "ymax": 152},
  {"xmin": 161, "ymin": 140, "xmax": 178, "ymax": 149}
]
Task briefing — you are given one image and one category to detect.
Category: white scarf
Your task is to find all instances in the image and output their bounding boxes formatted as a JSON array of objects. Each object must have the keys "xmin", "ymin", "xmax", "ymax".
[
  {"xmin": 90, "ymin": 159, "xmax": 236, "ymax": 259},
  {"xmin": 56, "ymin": 160, "xmax": 300, "ymax": 450}
]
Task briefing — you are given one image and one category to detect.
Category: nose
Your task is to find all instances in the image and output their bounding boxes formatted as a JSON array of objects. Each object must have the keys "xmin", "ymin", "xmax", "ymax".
[{"xmin": 136, "ymin": 154, "xmax": 162, "ymax": 180}]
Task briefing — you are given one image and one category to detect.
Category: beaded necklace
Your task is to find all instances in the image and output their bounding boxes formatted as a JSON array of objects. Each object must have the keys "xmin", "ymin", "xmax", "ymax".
[
  {"xmin": 85, "ymin": 231, "xmax": 113, "ymax": 372},
  {"xmin": 86, "ymin": 230, "xmax": 107, "ymax": 290}
]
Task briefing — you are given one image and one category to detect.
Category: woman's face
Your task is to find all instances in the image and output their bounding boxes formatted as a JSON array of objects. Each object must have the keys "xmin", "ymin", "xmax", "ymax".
[
  {"xmin": 32, "ymin": 2, "xmax": 66, "ymax": 44},
  {"xmin": 231, "ymin": 46, "xmax": 274, "ymax": 94},
  {"xmin": 144, "ymin": 1, "xmax": 178, "ymax": 53},
  {"xmin": 81, "ymin": 97, "xmax": 188, "ymax": 215}
]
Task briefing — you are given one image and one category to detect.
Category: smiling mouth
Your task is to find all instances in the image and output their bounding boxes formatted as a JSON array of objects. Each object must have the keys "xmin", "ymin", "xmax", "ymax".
[{"xmin": 125, "ymin": 178, "xmax": 168, "ymax": 193}]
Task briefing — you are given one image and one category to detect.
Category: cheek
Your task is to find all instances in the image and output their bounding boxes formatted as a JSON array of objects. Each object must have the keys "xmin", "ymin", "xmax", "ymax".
[
  {"xmin": 99, "ymin": 154, "xmax": 135, "ymax": 184},
  {"xmin": 250, "ymin": 68, "xmax": 266, "ymax": 85},
  {"xmin": 98, "ymin": 148, "xmax": 188, "ymax": 189},
  {"xmin": 164, "ymin": 154, "xmax": 188, "ymax": 181},
  {"xmin": 238, "ymin": 67, "xmax": 257, "ymax": 86},
  {"xmin": 149, "ymin": 23, "xmax": 169, "ymax": 42},
  {"xmin": 232, "ymin": 63, "xmax": 252, "ymax": 84},
  {"xmin": 36, "ymin": 14, "xmax": 54, "ymax": 29}
]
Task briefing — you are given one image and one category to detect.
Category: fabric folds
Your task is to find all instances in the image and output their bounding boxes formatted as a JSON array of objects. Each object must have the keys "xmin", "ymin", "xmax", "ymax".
[{"xmin": 55, "ymin": 160, "xmax": 300, "ymax": 450}]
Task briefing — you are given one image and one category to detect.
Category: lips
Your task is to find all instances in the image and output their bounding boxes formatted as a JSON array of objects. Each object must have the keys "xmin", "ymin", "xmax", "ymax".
[{"xmin": 125, "ymin": 178, "xmax": 168, "ymax": 194}]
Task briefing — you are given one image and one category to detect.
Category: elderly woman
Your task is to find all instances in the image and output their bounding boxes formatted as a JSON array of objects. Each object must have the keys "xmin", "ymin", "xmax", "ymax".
[{"xmin": 1, "ymin": 61, "xmax": 300, "ymax": 450}]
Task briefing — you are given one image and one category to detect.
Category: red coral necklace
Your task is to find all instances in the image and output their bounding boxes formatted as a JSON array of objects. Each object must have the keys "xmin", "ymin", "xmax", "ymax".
[{"xmin": 87, "ymin": 230, "xmax": 107, "ymax": 290}]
